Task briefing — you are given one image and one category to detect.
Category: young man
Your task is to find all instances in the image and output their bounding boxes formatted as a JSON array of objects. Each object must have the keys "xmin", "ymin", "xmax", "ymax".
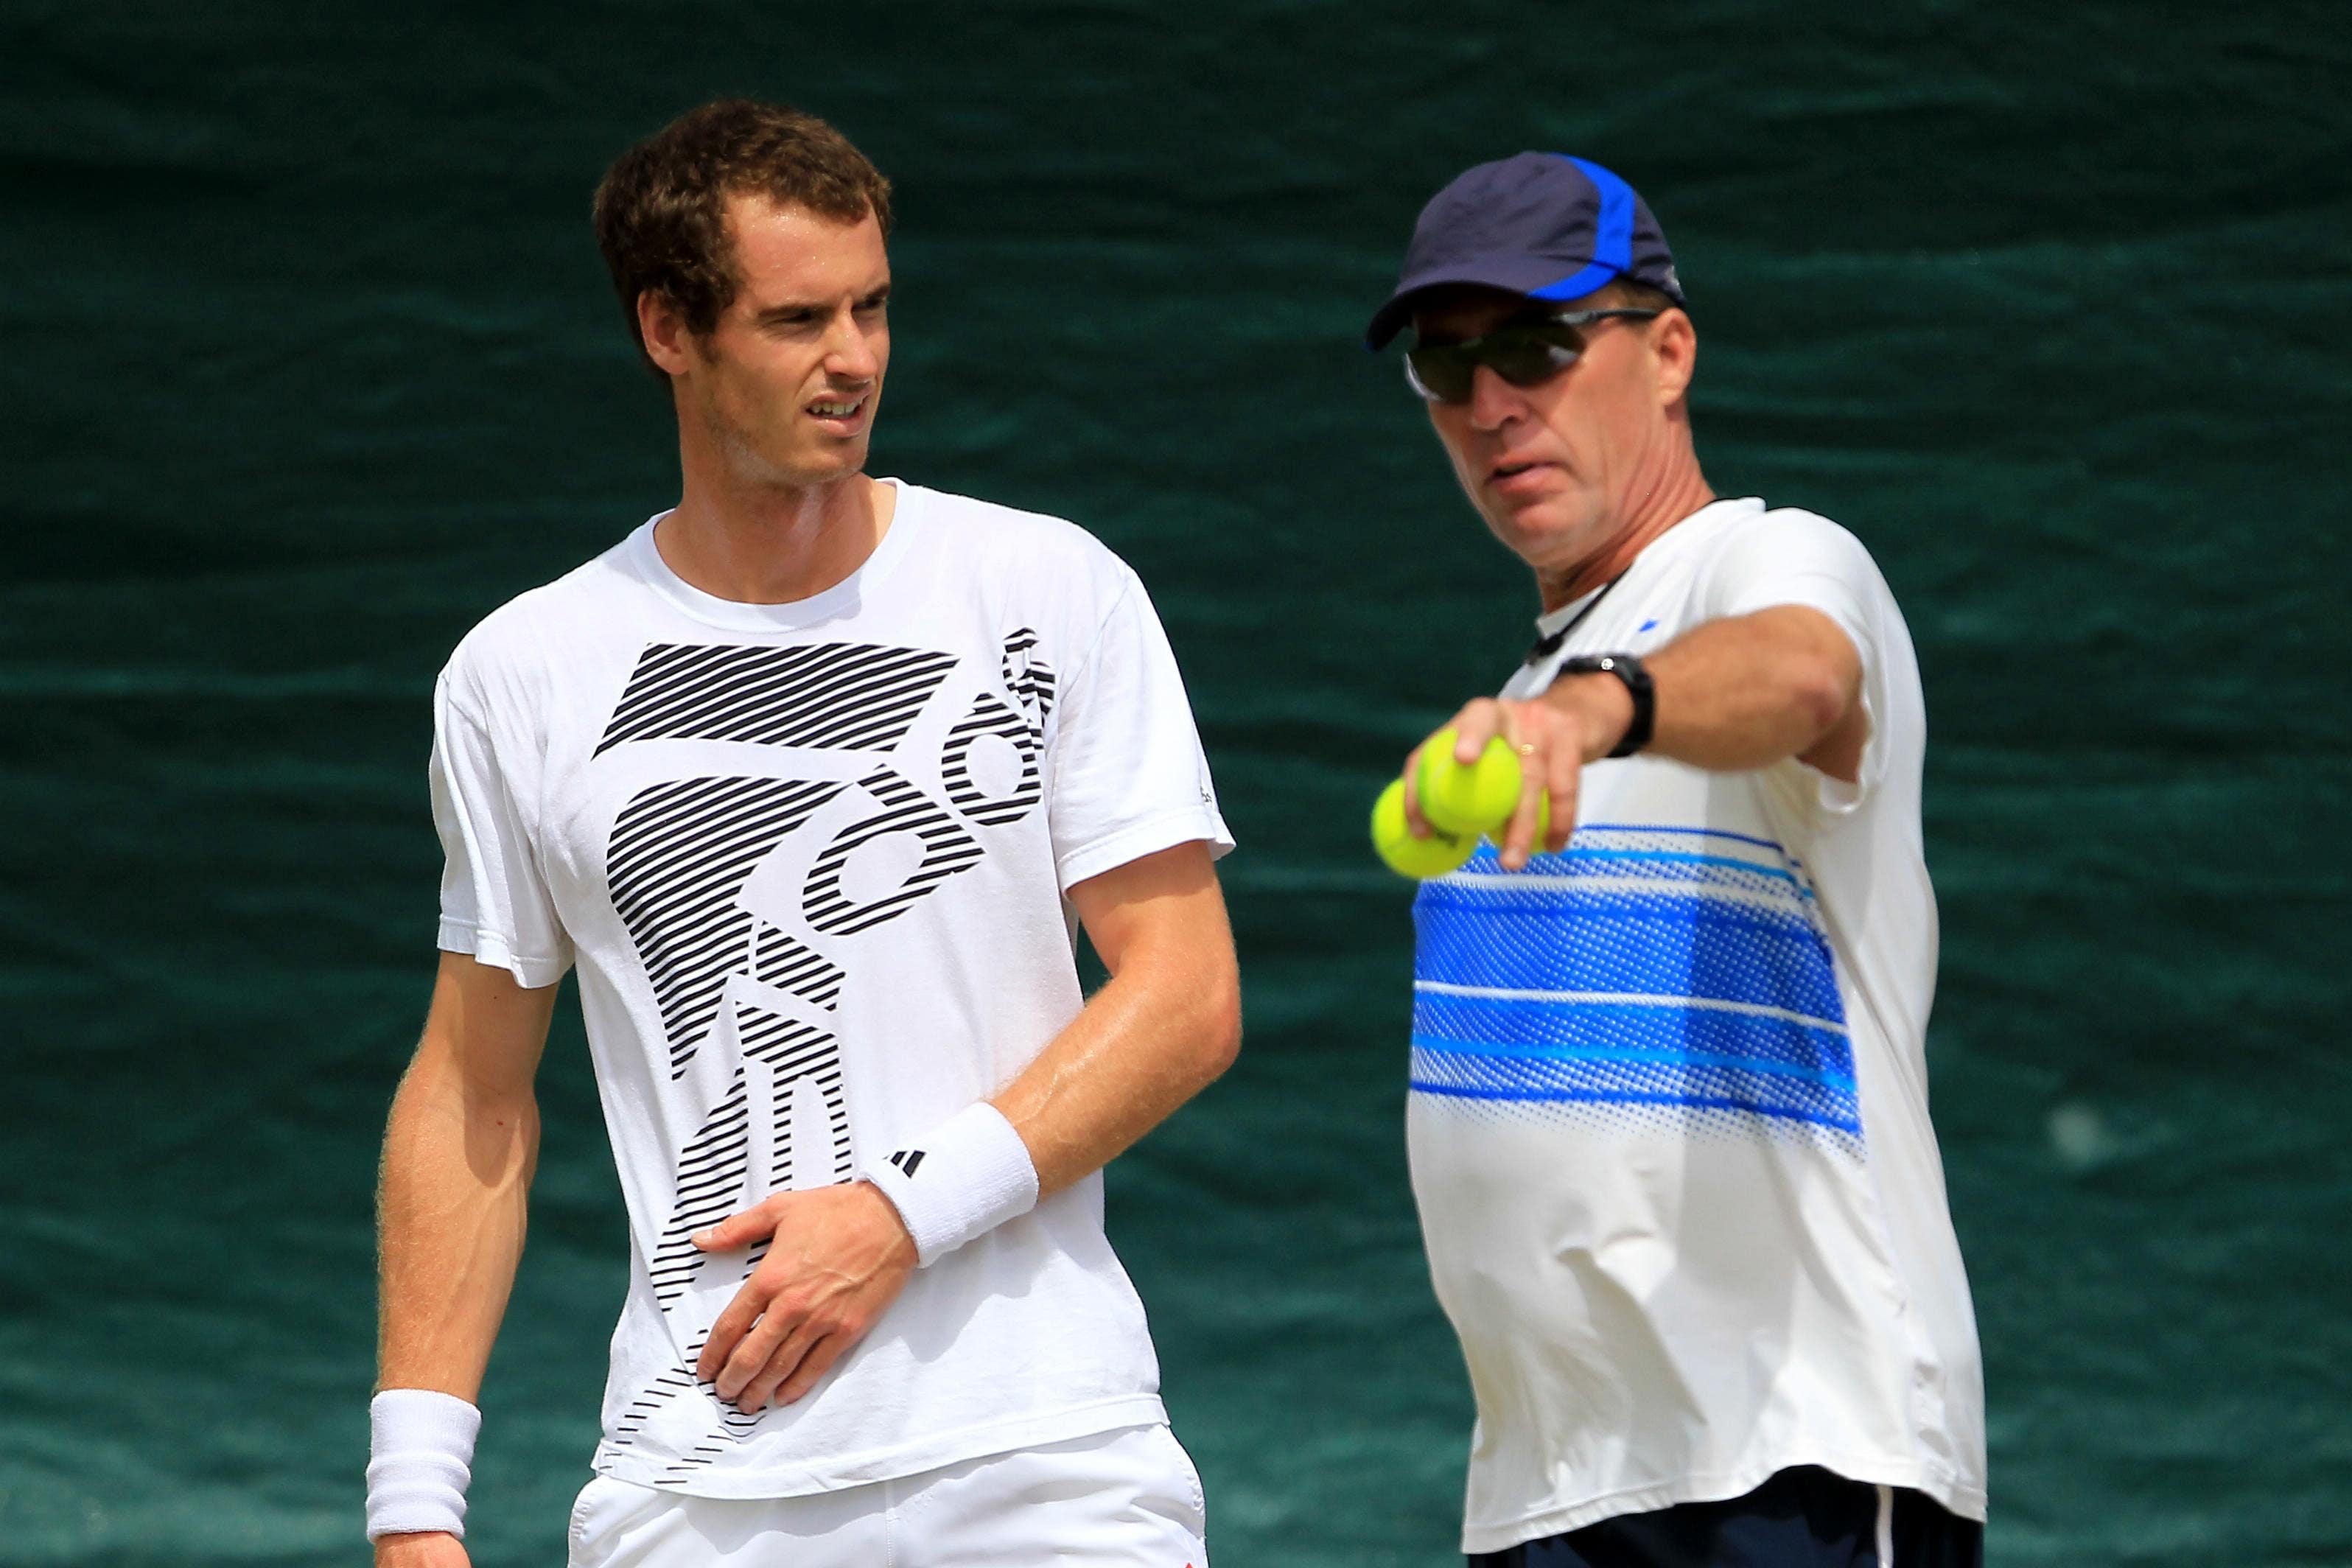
[
  {"xmin": 1371, "ymin": 154, "xmax": 1988, "ymax": 1566},
  {"xmin": 368, "ymin": 100, "xmax": 1238, "ymax": 1568}
]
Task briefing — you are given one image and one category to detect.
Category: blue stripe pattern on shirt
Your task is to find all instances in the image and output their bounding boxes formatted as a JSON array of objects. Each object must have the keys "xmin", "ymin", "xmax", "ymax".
[{"xmin": 1410, "ymin": 832, "xmax": 1858, "ymax": 1134}]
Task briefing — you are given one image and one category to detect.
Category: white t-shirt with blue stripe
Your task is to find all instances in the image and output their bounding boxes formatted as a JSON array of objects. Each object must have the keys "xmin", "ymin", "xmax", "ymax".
[{"xmin": 1407, "ymin": 497, "xmax": 1987, "ymax": 1553}]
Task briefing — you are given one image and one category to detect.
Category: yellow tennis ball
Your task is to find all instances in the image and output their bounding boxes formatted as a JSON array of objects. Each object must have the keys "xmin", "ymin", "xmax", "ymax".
[
  {"xmin": 1417, "ymin": 727, "xmax": 1525, "ymax": 836},
  {"xmin": 1371, "ymin": 777, "xmax": 1477, "ymax": 879}
]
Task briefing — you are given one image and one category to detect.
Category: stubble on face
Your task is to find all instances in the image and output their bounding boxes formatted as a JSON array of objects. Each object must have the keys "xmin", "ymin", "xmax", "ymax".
[{"xmin": 693, "ymin": 359, "xmax": 797, "ymax": 486}]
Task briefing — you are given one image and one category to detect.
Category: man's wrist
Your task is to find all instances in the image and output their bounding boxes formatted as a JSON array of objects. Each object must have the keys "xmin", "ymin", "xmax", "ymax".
[
  {"xmin": 366, "ymin": 1389, "xmax": 480, "ymax": 1542},
  {"xmin": 852, "ymin": 1177, "xmax": 920, "ymax": 1255},
  {"xmin": 1547, "ymin": 665, "xmax": 1639, "ymax": 760},
  {"xmin": 856, "ymin": 1102, "xmax": 1040, "ymax": 1267}
]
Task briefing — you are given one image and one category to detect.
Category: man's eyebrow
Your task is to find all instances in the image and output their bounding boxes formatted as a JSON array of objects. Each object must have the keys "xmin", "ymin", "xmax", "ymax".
[{"xmin": 751, "ymin": 284, "xmax": 892, "ymax": 321}]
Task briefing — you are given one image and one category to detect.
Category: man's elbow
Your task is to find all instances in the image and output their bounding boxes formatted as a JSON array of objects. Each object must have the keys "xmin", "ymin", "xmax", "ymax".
[
  {"xmin": 1789, "ymin": 653, "xmax": 1857, "ymax": 746},
  {"xmin": 1191, "ymin": 960, "xmax": 1243, "ymax": 1083}
]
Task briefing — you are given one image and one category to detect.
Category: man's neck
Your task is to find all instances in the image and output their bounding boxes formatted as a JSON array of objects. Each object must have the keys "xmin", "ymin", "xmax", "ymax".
[
  {"xmin": 654, "ymin": 468, "xmax": 895, "ymax": 606},
  {"xmin": 1534, "ymin": 456, "xmax": 1715, "ymax": 615}
]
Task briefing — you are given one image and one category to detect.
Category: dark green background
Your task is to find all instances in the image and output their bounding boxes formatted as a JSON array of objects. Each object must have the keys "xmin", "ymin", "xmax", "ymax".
[{"xmin": 4, "ymin": 3, "xmax": 2347, "ymax": 1563}]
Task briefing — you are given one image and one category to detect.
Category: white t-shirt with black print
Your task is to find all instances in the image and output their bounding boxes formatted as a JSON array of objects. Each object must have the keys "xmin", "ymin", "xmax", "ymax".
[{"xmin": 430, "ymin": 479, "xmax": 1233, "ymax": 1497}]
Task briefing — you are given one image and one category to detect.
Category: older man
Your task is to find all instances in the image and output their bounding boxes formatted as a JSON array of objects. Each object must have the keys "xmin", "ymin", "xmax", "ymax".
[
  {"xmin": 368, "ymin": 100, "xmax": 1237, "ymax": 1568},
  {"xmin": 1373, "ymin": 154, "xmax": 1987, "ymax": 1567}
]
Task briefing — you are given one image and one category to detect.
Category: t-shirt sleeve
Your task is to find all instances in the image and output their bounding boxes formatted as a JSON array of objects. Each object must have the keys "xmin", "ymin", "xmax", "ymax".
[
  {"xmin": 429, "ymin": 668, "xmax": 575, "ymax": 987},
  {"xmin": 1045, "ymin": 567, "xmax": 1235, "ymax": 892},
  {"xmin": 1700, "ymin": 510, "xmax": 1894, "ymax": 815}
]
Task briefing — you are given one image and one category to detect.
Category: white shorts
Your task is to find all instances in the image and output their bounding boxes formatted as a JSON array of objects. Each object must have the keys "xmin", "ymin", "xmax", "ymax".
[{"xmin": 566, "ymin": 1422, "xmax": 1208, "ymax": 1567}]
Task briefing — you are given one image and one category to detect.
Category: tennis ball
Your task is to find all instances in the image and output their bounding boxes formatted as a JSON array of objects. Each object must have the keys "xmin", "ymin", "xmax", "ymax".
[
  {"xmin": 1371, "ymin": 777, "xmax": 1476, "ymax": 879},
  {"xmin": 1416, "ymin": 727, "xmax": 1525, "ymax": 836}
]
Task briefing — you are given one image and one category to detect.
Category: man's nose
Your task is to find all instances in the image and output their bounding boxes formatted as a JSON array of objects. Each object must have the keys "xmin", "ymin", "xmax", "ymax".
[
  {"xmin": 1466, "ymin": 363, "xmax": 1521, "ymax": 430},
  {"xmin": 825, "ymin": 312, "xmax": 881, "ymax": 383}
]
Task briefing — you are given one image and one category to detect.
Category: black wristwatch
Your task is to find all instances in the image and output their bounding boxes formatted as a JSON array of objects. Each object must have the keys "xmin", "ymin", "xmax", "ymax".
[{"xmin": 1556, "ymin": 653, "xmax": 1654, "ymax": 757}]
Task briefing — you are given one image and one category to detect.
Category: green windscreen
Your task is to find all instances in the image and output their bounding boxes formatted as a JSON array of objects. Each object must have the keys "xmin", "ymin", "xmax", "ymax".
[{"xmin": 2, "ymin": 4, "xmax": 2345, "ymax": 1563}]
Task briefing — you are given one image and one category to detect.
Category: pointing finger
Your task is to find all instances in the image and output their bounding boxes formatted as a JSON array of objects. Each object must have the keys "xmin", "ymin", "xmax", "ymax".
[
  {"xmin": 1545, "ymin": 718, "xmax": 1583, "ymax": 854},
  {"xmin": 1497, "ymin": 709, "xmax": 1541, "ymax": 871}
]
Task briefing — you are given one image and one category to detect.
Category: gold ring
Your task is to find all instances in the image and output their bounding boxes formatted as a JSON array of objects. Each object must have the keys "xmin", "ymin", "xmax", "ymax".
[{"xmin": 1516, "ymin": 742, "xmax": 1536, "ymax": 758}]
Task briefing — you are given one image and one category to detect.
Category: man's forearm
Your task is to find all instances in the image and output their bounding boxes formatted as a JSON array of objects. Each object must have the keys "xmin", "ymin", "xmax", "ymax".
[
  {"xmin": 992, "ymin": 953, "xmax": 1239, "ymax": 1197},
  {"xmin": 1551, "ymin": 605, "xmax": 1861, "ymax": 774},
  {"xmin": 992, "ymin": 851, "xmax": 1241, "ymax": 1196},
  {"xmin": 377, "ymin": 1052, "xmax": 539, "ymax": 1398}
]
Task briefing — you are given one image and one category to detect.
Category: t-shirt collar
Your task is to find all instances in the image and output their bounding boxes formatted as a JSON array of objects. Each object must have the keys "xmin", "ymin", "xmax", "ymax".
[
  {"xmin": 629, "ymin": 477, "xmax": 923, "ymax": 633},
  {"xmin": 1528, "ymin": 496, "xmax": 1766, "ymax": 638}
]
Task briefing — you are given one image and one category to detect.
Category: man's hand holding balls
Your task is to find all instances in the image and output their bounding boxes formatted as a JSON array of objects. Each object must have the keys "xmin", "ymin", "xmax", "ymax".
[{"xmin": 1371, "ymin": 683, "xmax": 1635, "ymax": 877}]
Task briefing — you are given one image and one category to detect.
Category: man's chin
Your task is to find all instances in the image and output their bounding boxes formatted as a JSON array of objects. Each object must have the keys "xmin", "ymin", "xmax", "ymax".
[
  {"xmin": 1485, "ymin": 503, "xmax": 1606, "ymax": 571},
  {"xmin": 805, "ymin": 430, "xmax": 875, "ymax": 475},
  {"xmin": 729, "ymin": 440, "xmax": 871, "ymax": 490}
]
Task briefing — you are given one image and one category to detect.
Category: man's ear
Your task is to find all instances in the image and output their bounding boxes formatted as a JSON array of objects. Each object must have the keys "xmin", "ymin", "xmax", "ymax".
[
  {"xmin": 637, "ymin": 291, "xmax": 695, "ymax": 378},
  {"xmin": 1651, "ymin": 309, "xmax": 1698, "ymax": 407}
]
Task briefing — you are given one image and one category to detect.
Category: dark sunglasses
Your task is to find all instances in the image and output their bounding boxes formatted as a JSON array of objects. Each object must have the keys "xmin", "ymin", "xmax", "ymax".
[{"xmin": 1404, "ymin": 307, "xmax": 1663, "ymax": 405}]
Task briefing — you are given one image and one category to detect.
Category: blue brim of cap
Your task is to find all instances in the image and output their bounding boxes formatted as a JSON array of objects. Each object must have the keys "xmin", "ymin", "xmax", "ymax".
[{"xmin": 1364, "ymin": 254, "xmax": 1631, "ymax": 350}]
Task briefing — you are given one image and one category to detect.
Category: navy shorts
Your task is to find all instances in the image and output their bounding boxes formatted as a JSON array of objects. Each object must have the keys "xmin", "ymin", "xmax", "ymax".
[{"xmin": 1467, "ymin": 1466, "xmax": 1983, "ymax": 1568}]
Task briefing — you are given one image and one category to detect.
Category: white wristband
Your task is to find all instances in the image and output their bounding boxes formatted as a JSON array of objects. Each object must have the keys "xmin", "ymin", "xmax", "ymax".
[
  {"xmin": 858, "ymin": 1102, "xmax": 1040, "ymax": 1267},
  {"xmin": 366, "ymin": 1389, "xmax": 481, "ymax": 1541}
]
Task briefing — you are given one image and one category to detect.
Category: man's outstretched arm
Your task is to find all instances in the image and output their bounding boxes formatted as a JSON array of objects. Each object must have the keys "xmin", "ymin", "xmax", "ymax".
[
  {"xmin": 1408, "ymin": 604, "xmax": 1869, "ymax": 869},
  {"xmin": 373, "ymin": 951, "xmax": 559, "ymax": 1567},
  {"xmin": 692, "ymin": 839, "xmax": 1242, "ymax": 1413}
]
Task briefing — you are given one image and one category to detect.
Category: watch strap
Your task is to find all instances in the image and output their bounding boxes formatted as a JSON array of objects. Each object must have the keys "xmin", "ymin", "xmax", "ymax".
[{"xmin": 1557, "ymin": 653, "xmax": 1654, "ymax": 757}]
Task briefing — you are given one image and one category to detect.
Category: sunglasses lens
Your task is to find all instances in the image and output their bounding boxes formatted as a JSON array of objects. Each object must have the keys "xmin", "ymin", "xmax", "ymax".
[
  {"xmin": 1491, "ymin": 330, "xmax": 1579, "ymax": 387},
  {"xmin": 1405, "ymin": 346, "xmax": 1475, "ymax": 404},
  {"xmin": 1405, "ymin": 325, "xmax": 1583, "ymax": 403}
]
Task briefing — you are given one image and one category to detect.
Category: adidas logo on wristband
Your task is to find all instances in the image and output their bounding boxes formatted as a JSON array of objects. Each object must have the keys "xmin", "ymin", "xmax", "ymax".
[{"xmin": 860, "ymin": 1105, "xmax": 1037, "ymax": 1267}]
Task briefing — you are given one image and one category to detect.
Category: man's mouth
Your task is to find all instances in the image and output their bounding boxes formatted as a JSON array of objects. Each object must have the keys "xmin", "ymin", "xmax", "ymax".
[
  {"xmin": 1488, "ymin": 458, "xmax": 1550, "ymax": 492},
  {"xmin": 809, "ymin": 396, "xmax": 866, "ymax": 420}
]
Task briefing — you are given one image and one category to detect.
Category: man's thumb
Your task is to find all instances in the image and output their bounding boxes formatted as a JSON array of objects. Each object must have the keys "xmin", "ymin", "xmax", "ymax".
[{"xmin": 692, "ymin": 1205, "xmax": 761, "ymax": 1251}]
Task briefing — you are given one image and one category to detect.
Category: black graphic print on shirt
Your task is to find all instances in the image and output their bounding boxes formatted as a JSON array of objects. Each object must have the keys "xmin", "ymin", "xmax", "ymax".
[{"xmin": 597, "ymin": 631, "xmax": 1049, "ymax": 1469}]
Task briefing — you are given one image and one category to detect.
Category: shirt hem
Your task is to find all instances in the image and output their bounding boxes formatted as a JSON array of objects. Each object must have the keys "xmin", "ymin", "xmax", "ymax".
[
  {"xmin": 1056, "ymin": 809, "xmax": 1233, "ymax": 894},
  {"xmin": 1457, "ymin": 1447, "xmax": 1987, "ymax": 1554},
  {"xmin": 590, "ymin": 1393, "xmax": 1169, "ymax": 1499}
]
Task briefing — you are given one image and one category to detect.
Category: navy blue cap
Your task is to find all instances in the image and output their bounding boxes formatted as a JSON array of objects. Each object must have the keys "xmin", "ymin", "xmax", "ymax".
[{"xmin": 1365, "ymin": 153, "xmax": 1684, "ymax": 349}]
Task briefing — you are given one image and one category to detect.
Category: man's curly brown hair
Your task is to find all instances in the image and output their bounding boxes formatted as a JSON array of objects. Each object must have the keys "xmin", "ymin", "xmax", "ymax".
[{"xmin": 592, "ymin": 99, "xmax": 894, "ymax": 379}]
